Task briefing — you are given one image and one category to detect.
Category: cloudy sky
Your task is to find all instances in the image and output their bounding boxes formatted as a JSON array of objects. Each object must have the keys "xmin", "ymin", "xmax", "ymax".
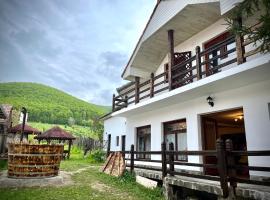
[{"xmin": 0, "ymin": 0, "xmax": 156, "ymax": 105}]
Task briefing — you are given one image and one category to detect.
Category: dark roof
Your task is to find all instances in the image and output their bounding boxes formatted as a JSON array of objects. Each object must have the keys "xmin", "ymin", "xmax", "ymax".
[
  {"xmin": 9, "ymin": 123, "xmax": 41, "ymax": 134},
  {"xmin": 35, "ymin": 126, "xmax": 76, "ymax": 140}
]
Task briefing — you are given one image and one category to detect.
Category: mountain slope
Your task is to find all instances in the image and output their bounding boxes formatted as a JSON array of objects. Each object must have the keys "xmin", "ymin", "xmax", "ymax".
[{"xmin": 0, "ymin": 82, "xmax": 110, "ymax": 125}]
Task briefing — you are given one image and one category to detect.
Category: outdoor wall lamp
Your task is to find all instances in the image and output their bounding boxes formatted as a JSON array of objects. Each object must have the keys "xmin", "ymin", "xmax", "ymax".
[{"xmin": 206, "ymin": 96, "xmax": 214, "ymax": 107}]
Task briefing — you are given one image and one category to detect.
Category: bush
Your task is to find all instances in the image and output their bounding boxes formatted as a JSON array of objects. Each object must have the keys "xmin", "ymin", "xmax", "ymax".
[
  {"xmin": 71, "ymin": 145, "xmax": 82, "ymax": 154},
  {"xmin": 86, "ymin": 149, "xmax": 105, "ymax": 163}
]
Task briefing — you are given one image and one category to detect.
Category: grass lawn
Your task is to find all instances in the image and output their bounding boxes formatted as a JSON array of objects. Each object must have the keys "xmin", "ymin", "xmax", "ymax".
[{"xmin": 0, "ymin": 151, "xmax": 164, "ymax": 200}]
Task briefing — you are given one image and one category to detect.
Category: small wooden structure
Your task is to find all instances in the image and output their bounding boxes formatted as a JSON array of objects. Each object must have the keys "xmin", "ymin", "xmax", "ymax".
[
  {"xmin": 101, "ymin": 152, "xmax": 125, "ymax": 177},
  {"xmin": 35, "ymin": 126, "xmax": 75, "ymax": 159},
  {"xmin": 8, "ymin": 143, "xmax": 63, "ymax": 178},
  {"xmin": 9, "ymin": 123, "xmax": 41, "ymax": 139}
]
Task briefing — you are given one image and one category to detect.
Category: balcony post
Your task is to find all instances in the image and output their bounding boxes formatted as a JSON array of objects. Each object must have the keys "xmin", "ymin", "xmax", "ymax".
[
  {"xmin": 195, "ymin": 46, "xmax": 202, "ymax": 80},
  {"xmin": 135, "ymin": 76, "xmax": 140, "ymax": 104},
  {"xmin": 225, "ymin": 139, "xmax": 237, "ymax": 193},
  {"xmin": 150, "ymin": 73, "xmax": 154, "ymax": 98},
  {"xmin": 216, "ymin": 139, "xmax": 229, "ymax": 198},
  {"xmin": 167, "ymin": 29, "xmax": 174, "ymax": 91},
  {"xmin": 124, "ymin": 95, "xmax": 128, "ymax": 107},
  {"xmin": 169, "ymin": 142, "xmax": 174, "ymax": 175},
  {"xmin": 112, "ymin": 94, "xmax": 115, "ymax": 112},
  {"xmin": 234, "ymin": 16, "xmax": 246, "ymax": 64}
]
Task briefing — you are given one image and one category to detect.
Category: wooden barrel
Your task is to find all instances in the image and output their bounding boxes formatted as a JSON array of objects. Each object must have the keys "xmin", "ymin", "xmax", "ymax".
[{"xmin": 8, "ymin": 143, "xmax": 64, "ymax": 178}]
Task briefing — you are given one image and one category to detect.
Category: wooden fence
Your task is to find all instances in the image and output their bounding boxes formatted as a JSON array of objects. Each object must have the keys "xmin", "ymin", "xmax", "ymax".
[{"xmin": 108, "ymin": 138, "xmax": 270, "ymax": 198}]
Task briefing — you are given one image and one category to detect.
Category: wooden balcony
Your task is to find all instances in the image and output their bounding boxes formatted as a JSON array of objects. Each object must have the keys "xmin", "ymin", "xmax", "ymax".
[{"xmin": 112, "ymin": 23, "xmax": 263, "ymax": 112}]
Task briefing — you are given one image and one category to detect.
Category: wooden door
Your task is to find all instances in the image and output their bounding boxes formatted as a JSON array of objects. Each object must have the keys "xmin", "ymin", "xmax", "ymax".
[
  {"xmin": 202, "ymin": 117, "xmax": 218, "ymax": 175},
  {"xmin": 121, "ymin": 135, "xmax": 126, "ymax": 152}
]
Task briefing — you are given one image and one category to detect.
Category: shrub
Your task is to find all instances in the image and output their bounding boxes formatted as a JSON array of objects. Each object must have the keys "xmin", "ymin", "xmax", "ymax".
[
  {"xmin": 71, "ymin": 145, "xmax": 82, "ymax": 154},
  {"xmin": 86, "ymin": 149, "xmax": 105, "ymax": 163}
]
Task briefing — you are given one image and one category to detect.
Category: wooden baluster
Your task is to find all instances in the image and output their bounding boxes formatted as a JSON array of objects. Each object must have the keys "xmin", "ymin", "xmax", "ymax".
[
  {"xmin": 150, "ymin": 73, "xmax": 154, "ymax": 98},
  {"xmin": 216, "ymin": 139, "xmax": 229, "ymax": 198},
  {"xmin": 167, "ymin": 30, "xmax": 174, "ymax": 91},
  {"xmin": 130, "ymin": 144, "xmax": 134, "ymax": 173},
  {"xmin": 195, "ymin": 46, "xmax": 202, "ymax": 80},
  {"xmin": 169, "ymin": 142, "xmax": 174, "ymax": 175},
  {"xmin": 135, "ymin": 77, "xmax": 140, "ymax": 104},
  {"xmin": 112, "ymin": 94, "xmax": 115, "ymax": 112},
  {"xmin": 106, "ymin": 134, "xmax": 111, "ymax": 158},
  {"xmin": 234, "ymin": 16, "xmax": 246, "ymax": 64},
  {"xmin": 125, "ymin": 95, "xmax": 128, "ymax": 107},
  {"xmin": 161, "ymin": 142, "xmax": 167, "ymax": 178},
  {"xmin": 226, "ymin": 139, "xmax": 237, "ymax": 194}
]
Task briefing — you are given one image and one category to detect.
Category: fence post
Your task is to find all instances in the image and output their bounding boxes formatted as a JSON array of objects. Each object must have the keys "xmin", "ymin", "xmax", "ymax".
[
  {"xmin": 150, "ymin": 73, "xmax": 154, "ymax": 98},
  {"xmin": 234, "ymin": 16, "xmax": 246, "ymax": 65},
  {"xmin": 195, "ymin": 46, "xmax": 202, "ymax": 80},
  {"xmin": 226, "ymin": 139, "xmax": 237, "ymax": 193},
  {"xmin": 112, "ymin": 94, "xmax": 115, "ymax": 112},
  {"xmin": 216, "ymin": 139, "xmax": 229, "ymax": 198},
  {"xmin": 130, "ymin": 144, "xmax": 134, "ymax": 173},
  {"xmin": 169, "ymin": 142, "xmax": 174, "ymax": 176},
  {"xmin": 106, "ymin": 134, "xmax": 111, "ymax": 158},
  {"xmin": 135, "ymin": 77, "xmax": 140, "ymax": 104},
  {"xmin": 161, "ymin": 142, "xmax": 167, "ymax": 178}
]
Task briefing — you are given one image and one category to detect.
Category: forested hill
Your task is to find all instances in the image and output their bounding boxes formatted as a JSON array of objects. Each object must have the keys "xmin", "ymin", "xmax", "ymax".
[{"xmin": 0, "ymin": 82, "xmax": 110, "ymax": 126}]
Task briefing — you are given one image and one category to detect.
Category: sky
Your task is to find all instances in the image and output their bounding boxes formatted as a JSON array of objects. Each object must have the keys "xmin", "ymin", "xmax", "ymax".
[{"xmin": 0, "ymin": 0, "xmax": 156, "ymax": 106}]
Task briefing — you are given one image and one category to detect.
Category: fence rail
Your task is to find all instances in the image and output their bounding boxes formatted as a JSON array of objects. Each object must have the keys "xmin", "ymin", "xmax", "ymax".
[{"xmin": 108, "ymin": 138, "xmax": 270, "ymax": 198}]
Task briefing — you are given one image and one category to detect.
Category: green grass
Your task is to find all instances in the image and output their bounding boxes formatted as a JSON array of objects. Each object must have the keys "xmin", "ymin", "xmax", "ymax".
[{"xmin": 0, "ymin": 151, "xmax": 164, "ymax": 200}]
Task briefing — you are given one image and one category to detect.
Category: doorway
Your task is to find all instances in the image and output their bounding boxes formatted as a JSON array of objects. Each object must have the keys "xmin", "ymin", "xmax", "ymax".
[
  {"xmin": 136, "ymin": 125, "xmax": 151, "ymax": 159},
  {"xmin": 201, "ymin": 108, "xmax": 249, "ymax": 177}
]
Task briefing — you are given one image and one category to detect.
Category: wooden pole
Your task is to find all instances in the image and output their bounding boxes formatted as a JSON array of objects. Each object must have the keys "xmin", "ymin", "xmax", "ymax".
[
  {"xmin": 167, "ymin": 29, "xmax": 174, "ymax": 91},
  {"xmin": 161, "ymin": 142, "xmax": 167, "ymax": 178},
  {"xmin": 20, "ymin": 107, "xmax": 27, "ymax": 142},
  {"xmin": 150, "ymin": 73, "xmax": 154, "ymax": 98},
  {"xmin": 234, "ymin": 16, "xmax": 246, "ymax": 64},
  {"xmin": 112, "ymin": 94, "xmax": 115, "ymax": 112},
  {"xmin": 106, "ymin": 134, "xmax": 111, "ymax": 158},
  {"xmin": 195, "ymin": 46, "xmax": 202, "ymax": 80},
  {"xmin": 135, "ymin": 76, "xmax": 140, "ymax": 104},
  {"xmin": 216, "ymin": 139, "xmax": 229, "ymax": 198},
  {"xmin": 169, "ymin": 142, "xmax": 174, "ymax": 175},
  {"xmin": 130, "ymin": 144, "xmax": 135, "ymax": 173},
  {"xmin": 225, "ymin": 139, "xmax": 237, "ymax": 193},
  {"xmin": 68, "ymin": 140, "xmax": 72, "ymax": 159}
]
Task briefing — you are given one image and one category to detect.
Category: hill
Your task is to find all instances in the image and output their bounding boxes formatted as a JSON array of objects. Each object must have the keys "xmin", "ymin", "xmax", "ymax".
[{"xmin": 0, "ymin": 82, "xmax": 110, "ymax": 126}]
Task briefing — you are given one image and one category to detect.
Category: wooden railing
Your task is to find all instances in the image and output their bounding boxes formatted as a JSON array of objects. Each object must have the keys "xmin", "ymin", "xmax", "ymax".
[
  {"xmin": 108, "ymin": 139, "xmax": 270, "ymax": 198},
  {"xmin": 112, "ymin": 22, "xmax": 263, "ymax": 112}
]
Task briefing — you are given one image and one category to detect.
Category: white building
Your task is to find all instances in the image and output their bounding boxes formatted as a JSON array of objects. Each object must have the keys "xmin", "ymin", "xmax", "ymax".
[{"xmin": 102, "ymin": 0, "xmax": 270, "ymax": 180}]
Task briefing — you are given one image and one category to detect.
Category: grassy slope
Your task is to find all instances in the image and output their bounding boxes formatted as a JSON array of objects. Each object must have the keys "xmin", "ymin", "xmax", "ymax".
[{"xmin": 0, "ymin": 82, "xmax": 110, "ymax": 125}]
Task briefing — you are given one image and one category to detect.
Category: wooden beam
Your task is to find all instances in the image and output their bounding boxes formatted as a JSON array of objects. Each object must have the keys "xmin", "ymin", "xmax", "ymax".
[
  {"xmin": 135, "ymin": 76, "xmax": 140, "ymax": 104},
  {"xmin": 112, "ymin": 94, "xmax": 115, "ymax": 112},
  {"xmin": 67, "ymin": 140, "xmax": 72, "ymax": 159},
  {"xmin": 195, "ymin": 46, "xmax": 202, "ymax": 80},
  {"xmin": 150, "ymin": 73, "xmax": 154, "ymax": 98},
  {"xmin": 167, "ymin": 30, "xmax": 174, "ymax": 91}
]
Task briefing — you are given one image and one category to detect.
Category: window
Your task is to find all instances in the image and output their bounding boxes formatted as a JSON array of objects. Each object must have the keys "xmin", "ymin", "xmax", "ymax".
[
  {"xmin": 137, "ymin": 125, "xmax": 151, "ymax": 159},
  {"xmin": 116, "ymin": 136, "xmax": 119, "ymax": 146},
  {"xmin": 164, "ymin": 119, "xmax": 187, "ymax": 161}
]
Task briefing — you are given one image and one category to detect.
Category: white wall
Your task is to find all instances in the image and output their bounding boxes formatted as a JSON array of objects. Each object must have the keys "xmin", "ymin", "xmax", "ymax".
[
  {"xmin": 103, "ymin": 117, "xmax": 126, "ymax": 152},
  {"xmin": 220, "ymin": 0, "xmax": 243, "ymax": 15},
  {"xmin": 117, "ymin": 79, "xmax": 270, "ymax": 176}
]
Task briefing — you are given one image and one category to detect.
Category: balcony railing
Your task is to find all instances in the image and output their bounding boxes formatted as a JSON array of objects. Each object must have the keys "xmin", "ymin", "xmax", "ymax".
[{"xmin": 112, "ymin": 23, "xmax": 262, "ymax": 112}]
